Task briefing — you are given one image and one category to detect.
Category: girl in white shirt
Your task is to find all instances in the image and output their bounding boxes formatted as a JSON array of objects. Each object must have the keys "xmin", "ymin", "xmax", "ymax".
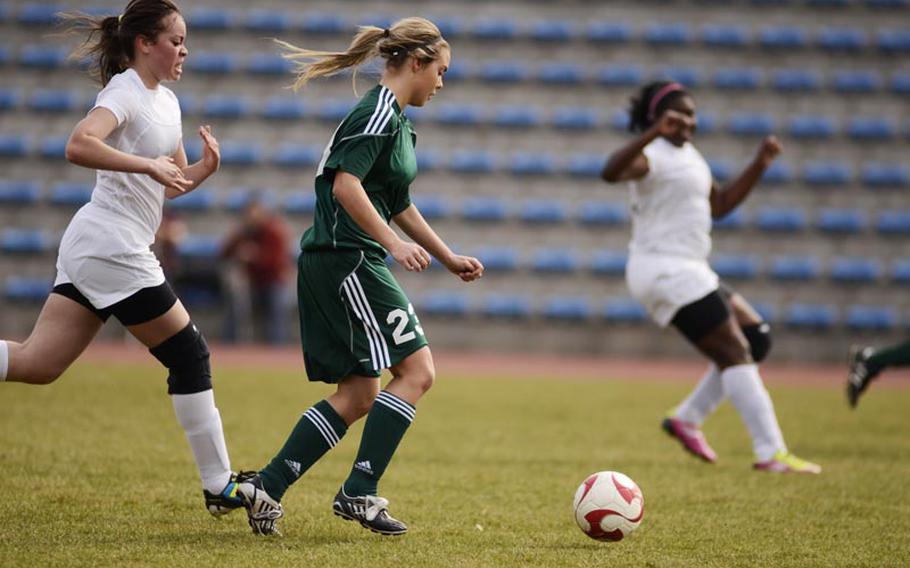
[
  {"xmin": 0, "ymin": 0, "xmax": 244, "ymax": 514},
  {"xmin": 602, "ymin": 81, "xmax": 820, "ymax": 474}
]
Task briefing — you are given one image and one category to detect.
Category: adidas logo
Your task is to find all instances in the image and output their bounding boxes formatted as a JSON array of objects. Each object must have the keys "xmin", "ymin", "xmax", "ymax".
[
  {"xmin": 284, "ymin": 459, "xmax": 302, "ymax": 478},
  {"xmin": 354, "ymin": 460, "xmax": 373, "ymax": 475}
]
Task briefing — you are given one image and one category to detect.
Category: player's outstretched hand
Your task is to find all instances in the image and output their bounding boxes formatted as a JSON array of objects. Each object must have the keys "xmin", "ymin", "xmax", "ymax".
[
  {"xmin": 148, "ymin": 155, "xmax": 194, "ymax": 193},
  {"xmin": 446, "ymin": 255, "xmax": 484, "ymax": 282},
  {"xmin": 390, "ymin": 241, "xmax": 432, "ymax": 272},
  {"xmin": 199, "ymin": 125, "xmax": 221, "ymax": 174},
  {"xmin": 654, "ymin": 110, "xmax": 694, "ymax": 139},
  {"xmin": 756, "ymin": 135, "xmax": 782, "ymax": 167}
]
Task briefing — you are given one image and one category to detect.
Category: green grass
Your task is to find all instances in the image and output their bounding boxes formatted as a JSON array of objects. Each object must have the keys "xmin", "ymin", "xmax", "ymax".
[{"xmin": 1, "ymin": 361, "xmax": 909, "ymax": 567}]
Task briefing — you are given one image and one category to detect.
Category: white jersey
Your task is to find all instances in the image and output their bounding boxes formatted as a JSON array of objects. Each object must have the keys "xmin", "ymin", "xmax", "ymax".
[
  {"xmin": 54, "ymin": 68, "xmax": 182, "ymax": 308},
  {"xmin": 628, "ymin": 137, "xmax": 713, "ymax": 261}
]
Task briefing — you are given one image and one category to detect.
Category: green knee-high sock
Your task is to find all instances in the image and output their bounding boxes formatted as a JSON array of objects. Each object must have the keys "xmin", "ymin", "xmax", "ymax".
[
  {"xmin": 343, "ymin": 390, "xmax": 415, "ymax": 497},
  {"xmin": 867, "ymin": 339, "xmax": 910, "ymax": 372},
  {"xmin": 259, "ymin": 399, "xmax": 347, "ymax": 501}
]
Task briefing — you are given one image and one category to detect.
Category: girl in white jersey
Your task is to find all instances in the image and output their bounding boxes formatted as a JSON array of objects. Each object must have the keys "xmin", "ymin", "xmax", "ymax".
[
  {"xmin": 602, "ymin": 81, "xmax": 820, "ymax": 474},
  {"xmin": 0, "ymin": 0, "xmax": 246, "ymax": 515}
]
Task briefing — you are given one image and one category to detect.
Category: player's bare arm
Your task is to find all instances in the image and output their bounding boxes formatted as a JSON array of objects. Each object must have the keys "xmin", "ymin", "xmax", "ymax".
[{"xmin": 709, "ymin": 136, "xmax": 782, "ymax": 219}]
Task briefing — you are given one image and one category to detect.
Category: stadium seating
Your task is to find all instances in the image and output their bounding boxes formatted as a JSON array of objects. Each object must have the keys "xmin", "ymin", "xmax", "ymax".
[
  {"xmin": 532, "ymin": 248, "xmax": 581, "ymax": 274},
  {"xmin": 4, "ymin": 276, "xmax": 52, "ymax": 303},
  {"xmin": 0, "ymin": 181, "xmax": 40, "ymax": 205},
  {"xmin": 0, "ymin": 229, "xmax": 53, "ymax": 254},
  {"xmin": 770, "ymin": 256, "xmax": 821, "ymax": 281},
  {"xmin": 785, "ymin": 303, "xmax": 837, "ymax": 330},
  {"xmin": 419, "ymin": 290, "xmax": 469, "ymax": 317},
  {"xmin": 817, "ymin": 209, "xmax": 866, "ymax": 234},
  {"xmin": 482, "ymin": 293, "xmax": 532, "ymax": 319},
  {"xmin": 845, "ymin": 305, "xmax": 898, "ymax": 331},
  {"xmin": 48, "ymin": 182, "xmax": 92, "ymax": 207},
  {"xmin": 603, "ymin": 298, "xmax": 648, "ymax": 323},
  {"xmin": 542, "ymin": 296, "xmax": 592, "ymax": 321}
]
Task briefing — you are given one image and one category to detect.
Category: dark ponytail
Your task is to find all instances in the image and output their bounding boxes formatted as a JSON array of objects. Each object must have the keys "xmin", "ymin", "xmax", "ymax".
[
  {"xmin": 628, "ymin": 80, "xmax": 689, "ymax": 133},
  {"xmin": 61, "ymin": 0, "xmax": 180, "ymax": 86}
]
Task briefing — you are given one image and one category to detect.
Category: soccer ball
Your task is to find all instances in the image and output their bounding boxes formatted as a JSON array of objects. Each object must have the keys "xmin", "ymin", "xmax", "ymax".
[{"xmin": 573, "ymin": 470, "xmax": 644, "ymax": 541}]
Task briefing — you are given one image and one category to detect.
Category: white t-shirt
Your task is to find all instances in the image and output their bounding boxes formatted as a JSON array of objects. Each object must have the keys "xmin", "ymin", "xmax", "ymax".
[
  {"xmin": 88, "ymin": 67, "xmax": 182, "ymax": 250},
  {"xmin": 628, "ymin": 137, "xmax": 713, "ymax": 260}
]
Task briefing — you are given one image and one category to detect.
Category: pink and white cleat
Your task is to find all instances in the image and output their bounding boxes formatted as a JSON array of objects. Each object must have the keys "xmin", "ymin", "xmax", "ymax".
[
  {"xmin": 754, "ymin": 450, "xmax": 821, "ymax": 474},
  {"xmin": 661, "ymin": 416, "xmax": 718, "ymax": 463}
]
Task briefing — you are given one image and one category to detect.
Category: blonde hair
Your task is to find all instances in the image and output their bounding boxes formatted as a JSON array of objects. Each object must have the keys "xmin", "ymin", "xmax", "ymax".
[{"xmin": 276, "ymin": 16, "xmax": 448, "ymax": 92}]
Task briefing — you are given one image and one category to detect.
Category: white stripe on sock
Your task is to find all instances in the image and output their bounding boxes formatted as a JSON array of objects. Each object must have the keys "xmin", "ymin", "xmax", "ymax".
[
  {"xmin": 375, "ymin": 391, "xmax": 415, "ymax": 422},
  {"xmin": 304, "ymin": 407, "xmax": 339, "ymax": 447}
]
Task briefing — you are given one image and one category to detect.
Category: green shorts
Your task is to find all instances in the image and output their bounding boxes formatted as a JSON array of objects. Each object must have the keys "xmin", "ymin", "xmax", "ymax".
[{"xmin": 297, "ymin": 249, "xmax": 429, "ymax": 383}]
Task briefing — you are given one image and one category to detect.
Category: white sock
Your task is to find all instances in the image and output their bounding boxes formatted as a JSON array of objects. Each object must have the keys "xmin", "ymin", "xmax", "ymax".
[
  {"xmin": 0, "ymin": 340, "xmax": 8, "ymax": 381},
  {"xmin": 675, "ymin": 364, "xmax": 724, "ymax": 425},
  {"xmin": 171, "ymin": 390, "xmax": 233, "ymax": 493},
  {"xmin": 721, "ymin": 364, "xmax": 786, "ymax": 462}
]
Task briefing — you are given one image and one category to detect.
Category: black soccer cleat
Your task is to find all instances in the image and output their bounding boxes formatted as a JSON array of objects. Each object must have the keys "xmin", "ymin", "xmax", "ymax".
[
  {"xmin": 237, "ymin": 473, "xmax": 284, "ymax": 536},
  {"xmin": 332, "ymin": 487, "xmax": 408, "ymax": 536},
  {"xmin": 847, "ymin": 345, "xmax": 881, "ymax": 408},
  {"xmin": 203, "ymin": 470, "xmax": 255, "ymax": 517}
]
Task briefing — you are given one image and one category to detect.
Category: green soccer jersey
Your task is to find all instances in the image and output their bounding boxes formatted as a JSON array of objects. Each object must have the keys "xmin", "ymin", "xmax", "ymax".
[{"xmin": 301, "ymin": 85, "xmax": 417, "ymax": 258}]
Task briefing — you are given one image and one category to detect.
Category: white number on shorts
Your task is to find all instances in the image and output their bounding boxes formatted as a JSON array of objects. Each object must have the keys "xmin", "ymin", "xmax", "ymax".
[{"xmin": 387, "ymin": 303, "xmax": 425, "ymax": 345}]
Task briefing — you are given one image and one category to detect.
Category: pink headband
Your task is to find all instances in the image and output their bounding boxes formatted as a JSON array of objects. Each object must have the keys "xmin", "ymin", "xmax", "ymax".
[{"xmin": 647, "ymin": 82, "xmax": 685, "ymax": 121}]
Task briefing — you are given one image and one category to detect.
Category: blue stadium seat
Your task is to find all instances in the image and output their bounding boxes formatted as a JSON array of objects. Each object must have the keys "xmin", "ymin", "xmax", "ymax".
[
  {"xmin": 177, "ymin": 234, "xmax": 222, "ymax": 260},
  {"xmin": 461, "ymin": 197, "xmax": 508, "ymax": 222},
  {"xmin": 654, "ymin": 66, "xmax": 702, "ymax": 87},
  {"xmin": 603, "ymin": 298, "xmax": 648, "ymax": 323},
  {"xmin": 299, "ymin": 12, "xmax": 347, "ymax": 34},
  {"xmin": 713, "ymin": 67, "xmax": 762, "ymax": 90},
  {"xmin": 803, "ymin": 161, "xmax": 852, "ymax": 186},
  {"xmin": 785, "ymin": 303, "xmax": 837, "ymax": 330},
  {"xmin": 759, "ymin": 26, "xmax": 809, "ymax": 49},
  {"xmin": 711, "ymin": 254, "xmax": 760, "ymax": 280},
  {"xmin": 441, "ymin": 61, "xmax": 471, "ymax": 81},
  {"xmin": 0, "ymin": 180, "xmax": 40, "ymax": 204},
  {"xmin": 219, "ymin": 142, "xmax": 264, "ymax": 166},
  {"xmin": 186, "ymin": 8, "xmax": 233, "ymax": 30},
  {"xmin": 247, "ymin": 53, "xmax": 294, "ymax": 76},
  {"xmin": 510, "ymin": 153, "xmax": 556, "ymax": 176},
  {"xmin": 186, "ymin": 52, "xmax": 240, "ymax": 75},
  {"xmin": 695, "ymin": 112, "xmax": 719, "ymax": 135},
  {"xmin": 817, "ymin": 208, "xmax": 866, "ymax": 234},
  {"xmin": 892, "ymin": 259, "xmax": 910, "ymax": 282},
  {"xmin": 866, "ymin": 0, "xmax": 909, "ymax": 7},
  {"xmin": 713, "ymin": 208, "xmax": 748, "ymax": 230},
  {"xmin": 770, "ymin": 256, "xmax": 821, "ymax": 280},
  {"xmin": 0, "ymin": 228, "xmax": 53, "ymax": 254},
  {"xmin": 532, "ymin": 248, "xmax": 580, "ymax": 274},
  {"xmin": 862, "ymin": 163, "xmax": 909, "ymax": 187},
  {"xmin": 27, "ymin": 89, "xmax": 81, "ymax": 113},
  {"xmin": 788, "ymin": 115, "xmax": 836, "ymax": 139},
  {"xmin": 530, "ymin": 20, "xmax": 576, "ymax": 42},
  {"xmin": 808, "ymin": 0, "xmax": 850, "ymax": 5},
  {"xmin": 543, "ymin": 296, "xmax": 592, "ymax": 321},
  {"xmin": 411, "ymin": 195, "xmax": 451, "ymax": 220},
  {"xmin": 17, "ymin": 3, "xmax": 63, "ymax": 26},
  {"xmin": 472, "ymin": 18, "xmax": 519, "ymax": 40},
  {"xmin": 701, "ymin": 24, "xmax": 750, "ymax": 47},
  {"xmin": 609, "ymin": 109, "xmax": 630, "ymax": 131},
  {"xmin": 595, "ymin": 64, "xmax": 644, "ymax": 87},
  {"xmin": 830, "ymin": 257, "xmax": 882, "ymax": 283},
  {"xmin": 474, "ymin": 246, "xmax": 519, "ymax": 271},
  {"xmin": 590, "ymin": 250, "xmax": 628, "ymax": 276},
  {"xmin": 244, "ymin": 9, "xmax": 291, "ymax": 33},
  {"xmin": 833, "ymin": 70, "xmax": 883, "ymax": 93},
  {"xmin": 201, "ymin": 95, "xmax": 251, "ymax": 118},
  {"xmin": 567, "ymin": 154, "xmax": 605, "ymax": 178},
  {"xmin": 49, "ymin": 182, "xmax": 92, "ymax": 206},
  {"xmin": 771, "ymin": 68, "xmax": 822, "ymax": 92},
  {"xmin": 708, "ymin": 158, "xmax": 735, "ymax": 181},
  {"xmin": 538, "ymin": 63, "xmax": 584, "ymax": 85},
  {"xmin": 4, "ymin": 277, "xmax": 52, "ymax": 302},
  {"xmin": 419, "ymin": 291, "xmax": 469, "ymax": 317},
  {"xmin": 727, "ymin": 112, "xmax": 776, "ymax": 136},
  {"xmin": 223, "ymin": 189, "xmax": 276, "ymax": 212},
  {"xmin": 480, "ymin": 60, "xmax": 529, "ymax": 83},
  {"xmin": 434, "ymin": 103, "xmax": 483, "ymax": 126},
  {"xmin": 644, "ymin": 22, "xmax": 692, "ymax": 46},
  {"xmin": 0, "ymin": 134, "xmax": 29, "ymax": 157},
  {"xmin": 38, "ymin": 136, "xmax": 67, "ymax": 160},
  {"xmin": 450, "ymin": 151, "xmax": 495, "ymax": 174},
  {"xmin": 416, "ymin": 150, "xmax": 443, "ymax": 171},
  {"xmin": 892, "ymin": 72, "xmax": 910, "ymax": 94},
  {"xmin": 761, "ymin": 161, "xmax": 794, "ymax": 185},
  {"xmin": 434, "ymin": 16, "xmax": 467, "ymax": 38},
  {"xmin": 552, "ymin": 107, "xmax": 599, "ymax": 130},
  {"xmin": 167, "ymin": 189, "xmax": 215, "ymax": 211},
  {"xmin": 847, "ymin": 116, "xmax": 897, "ymax": 140},
  {"xmin": 261, "ymin": 97, "xmax": 309, "ymax": 120},
  {"xmin": 846, "ymin": 305, "xmax": 898, "ymax": 331},
  {"xmin": 757, "ymin": 208, "xmax": 808, "ymax": 232},
  {"xmin": 587, "ymin": 21, "xmax": 633, "ymax": 44},
  {"xmin": 482, "ymin": 293, "xmax": 531, "ymax": 319},
  {"xmin": 0, "ymin": 45, "xmax": 10, "ymax": 67},
  {"xmin": 492, "ymin": 105, "xmax": 542, "ymax": 128},
  {"xmin": 283, "ymin": 191, "xmax": 316, "ymax": 215},
  {"xmin": 818, "ymin": 27, "xmax": 868, "ymax": 52},
  {"xmin": 578, "ymin": 201, "xmax": 628, "ymax": 226},
  {"xmin": 519, "ymin": 199, "xmax": 567, "ymax": 224},
  {"xmin": 877, "ymin": 28, "xmax": 910, "ymax": 52},
  {"xmin": 877, "ymin": 211, "xmax": 910, "ymax": 234},
  {"xmin": 751, "ymin": 302, "xmax": 778, "ymax": 324},
  {"xmin": 272, "ymin": 143, "xmax": 320, "ymax": 168},
  {"xmin": 19, "ymin": 45, "xmax": 67, "ymax": 69}
]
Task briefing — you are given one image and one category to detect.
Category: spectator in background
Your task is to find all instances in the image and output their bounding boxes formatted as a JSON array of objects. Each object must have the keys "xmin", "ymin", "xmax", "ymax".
[
  {"xmin": 155, "ymin": 208, "xmax": 187, "ymax": 282},
  {"xmin": 221, "ymin": 196, "xmax": 291, "ymax": 344}
]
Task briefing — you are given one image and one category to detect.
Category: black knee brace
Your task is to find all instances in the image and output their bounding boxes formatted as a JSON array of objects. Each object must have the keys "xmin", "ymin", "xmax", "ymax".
[
  {"xmin": 742, "ymin": 322, "xmax": 773, "ymax": 363},
  {"xmin": 149, "ymin": 322, "xmax": 213, "ymax": 395}
]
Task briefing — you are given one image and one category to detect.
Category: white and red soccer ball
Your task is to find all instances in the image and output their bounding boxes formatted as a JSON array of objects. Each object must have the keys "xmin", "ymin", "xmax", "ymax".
[{"xmin": 573, "ymin": 470, "xmax": 644, "ymax": 541}]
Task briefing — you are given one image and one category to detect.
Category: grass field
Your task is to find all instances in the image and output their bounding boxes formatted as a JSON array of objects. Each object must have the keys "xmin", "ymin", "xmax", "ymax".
[{"xmin": 1, "ymin": 358, "xmax": 909, "ymax": 567}]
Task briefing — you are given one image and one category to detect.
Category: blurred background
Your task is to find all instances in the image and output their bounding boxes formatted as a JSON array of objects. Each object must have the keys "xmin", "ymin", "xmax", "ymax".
[{"xmin": 0, "ymin": 0, "xmax": 908, "ymax": 361}]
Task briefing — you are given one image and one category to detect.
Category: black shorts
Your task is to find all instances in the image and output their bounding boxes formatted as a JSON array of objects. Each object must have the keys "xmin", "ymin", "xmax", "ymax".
[
  {"xmin": 52, "ymin": 282, "xmax": 178, "ymax": 326},
  {"xmin": 671, "ymin": 288, "xmax": 732, "ymax": 344}
]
